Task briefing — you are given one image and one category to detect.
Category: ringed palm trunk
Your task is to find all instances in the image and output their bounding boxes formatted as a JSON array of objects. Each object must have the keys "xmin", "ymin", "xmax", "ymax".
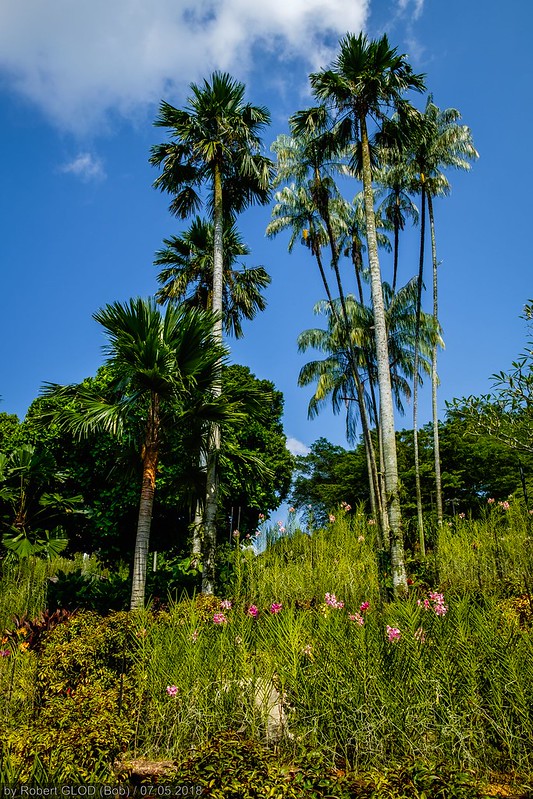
[
  {"xmin": 131, "ymin": 393, "xmax": 160, "ymax": 610},
  {"xmin": 413, "ymin": 179, "xmax": 426, "ymax": 557},
  {"xmin": 359, "ymin": 114, "xmax": 407, "ymax": 597},
  {"xmin": 202, "ymin": 158, "xmax": 224, "ymax": 594},
  {"xmin": 427, "ymin": 192, "xmax": 444, "ymax": 525}
]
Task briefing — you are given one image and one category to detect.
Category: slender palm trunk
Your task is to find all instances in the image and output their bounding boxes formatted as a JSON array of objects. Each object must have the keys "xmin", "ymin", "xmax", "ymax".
[
  {"xmin": 360, "ymin": 114, "xmax": 406, "ymax": 597},
  {"xmin": 392, "ymin": 193, "xmax": 400, "ymax": 293},
  {"xmin": 202, "ymin": 160, "xmax": 224, "ymax": 594},
  {"xmin": 427, "ymin": 193, "xmax": 444, "ymax": 525},
  {"xmin": 413, "ymin": 180, "xmax": 426, "ymax": 557},
  {"xmin": 131, "ymin": 393, "xmax": 160, "ymax": 610}
]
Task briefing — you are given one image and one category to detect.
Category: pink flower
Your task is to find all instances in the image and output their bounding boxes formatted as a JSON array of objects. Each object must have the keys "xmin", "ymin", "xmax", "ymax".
[
  {"xmin": 325, "ymin": 592, "xmax": 344, "ymax": 609},
  {"xmin": 213, "ymin": 613, "xmax": 228, "ymax": 625},
  {"xmin": 289, "ymin": 507, "xmax": 295, "ymax": 513},
  {"xmin": 487, "ymin": 497, "xmax": 495, "ymax": 504},
  {"xmin": 191, "ymin": 629, "xmax": 199, "ymax": 643},
  {"xmin": 0, "ymin": 649, "xmax": 10, "ymax": 657},
  {"xmin": 498, "ymin": 500, "xmax": 510, "ymax": 511},
  {"xmin": 232, "ymin": 530, "xmax": 240, "ymax": 538},
  {"xmin": 166, "ymin": 685, "xmax": 178, "ymax": 697},
  {"xmin": 360, "ymin": 601, "xmax": 370, "ymax": 613},
  {"xmin": 258, "ymin": 513, "xmax": 265, "ymax": 520},
  {"xmin": 341, "ymin": 501, "xmax": 352, "ymax": 512},
  {"xmin": 220, "ymin": 599, "xmax": 232, "ymax": 610},
  {"xmin": 270, "ymin": 602, "xmax": 283, "ymax": 614},
  {"xmin": 458, "ymin": 512, "xmax": 465, "ymax": 519},
  {"xmin": 329, "ymin": 514, "xmax": 336, "ymax": 523},
  {"xmin": 386, "ymin": 626, "xmax": 401, "ymax": 642},
  {"xmin": 349, "ymin": 613, "xmax": 364, "ymax": 626},
  {"xmin": 247, "ymin": 605, "xmax": 259, "ymax": 618}
]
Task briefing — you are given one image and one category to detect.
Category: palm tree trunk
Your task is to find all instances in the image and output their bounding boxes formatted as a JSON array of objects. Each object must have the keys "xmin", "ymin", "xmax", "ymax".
[
  {"xmin": 392, "ymin": 193, "xmax": 400, "ymax": 293},
  {"xmin": 413, "ymin": 180, "xmax": 426, "ymax": 557},
  {"xmin": 130, "ymin": 393, "xmax": 160, "ymax": 610},
  {"xmin": 427, "ymin": 192, "xmax": 444, "ymax": 525},
  {"xmin": 359, "ymin": 114, "xmax": 407, "ymax": 597},
  {"xmin": 202, "ymin": 159, "xmax": 224, "ymax": 594}
]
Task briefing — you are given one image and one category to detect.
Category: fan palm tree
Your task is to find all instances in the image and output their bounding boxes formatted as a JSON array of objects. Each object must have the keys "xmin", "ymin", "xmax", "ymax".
[
  {"xmin": 39, "ymin": 299, "xmax": 232, "ymax": 609},
  {"xmin": 150, "ymin": 72, "xmax": 273, "ymax": 590},
  {"xmin": 295, "ymin": 33, "xmax": 425, "ymax": 596}
]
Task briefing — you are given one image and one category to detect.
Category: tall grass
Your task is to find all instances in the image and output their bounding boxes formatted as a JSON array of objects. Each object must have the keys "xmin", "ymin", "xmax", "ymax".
[{"xmin": 1, "ymin": 507, "xmax": 533, "ymax": 780}]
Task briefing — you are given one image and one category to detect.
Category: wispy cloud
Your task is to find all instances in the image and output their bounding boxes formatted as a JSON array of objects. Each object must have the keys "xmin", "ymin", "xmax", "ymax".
[
  {"xmin": 286, "ymin": 437, "xmax": 310, "ymax": 456},
  {"xmin": 60, "ymin": 152, "xmax": 106, "ymax": 182},
  {"xmin": 0, "ymin": 0, "xmax": 369, "ymax": 134},
  {"xmin": 397, "ymin": 0, "xmax": 425, "ymax": 19}
]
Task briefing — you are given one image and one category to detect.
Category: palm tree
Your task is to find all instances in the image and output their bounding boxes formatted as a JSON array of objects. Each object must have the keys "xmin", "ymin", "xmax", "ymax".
[
  {"xmin": 298, "ymin": 279, "xmax": 439, "ymax": 446},
  {"xmin": 155, "ymin": 217, "xmax": 271, "ymax": 339},
  {"xmin": 155, "ymin": 215, "xmax": 271, "ymax": 563},
  {"xmin": 375, "ymin": 163, "xmax": 418, "ymax": 293},
  {"xmin": 39, "ymin": 299, "xmax": 230, "ymax": 609},
  {"xmin": 269, "ymin": 131, "xmax": 386, "ymax": 531},
  {"xmin": 150, "ymin": 72, "xmax": 273, "ymax": 591},
  {"xmin": 407, "ymin": 97, "xmax": 478, "ymax": 528},
  {"xmin": 296, "ymin": 33, "xmax": 425, "ymax": 596}
]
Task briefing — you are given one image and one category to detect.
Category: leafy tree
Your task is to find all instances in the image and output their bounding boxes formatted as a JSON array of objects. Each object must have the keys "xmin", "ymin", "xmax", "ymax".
[
  {"xmin": 0, "ymin": 444, "xmax": 81, "ymax": 559},
  {"xmin": 291, "ymin": 437, "xmax": 369, "ymax": 527}
]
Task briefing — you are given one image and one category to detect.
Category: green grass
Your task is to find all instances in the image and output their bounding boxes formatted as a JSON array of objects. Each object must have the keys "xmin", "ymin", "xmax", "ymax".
[{"xmin": 1, "ymin": 506, "xmax": 533, "ymax": 788}]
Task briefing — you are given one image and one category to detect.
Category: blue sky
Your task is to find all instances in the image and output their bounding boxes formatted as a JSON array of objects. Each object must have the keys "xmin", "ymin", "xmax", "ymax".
[{"xmin": 0, "ymin": 0, "xmax": 530, "ymax": 458}]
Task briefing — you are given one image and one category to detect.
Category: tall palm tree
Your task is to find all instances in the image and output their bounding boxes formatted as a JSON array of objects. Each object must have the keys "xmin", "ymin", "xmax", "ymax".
[
  {"xmin": 39, "ymin": 299, "xmax": 230, "ymax": 609},
  {"xmin": 150, "ymin": 72, "xmax": 273, "ymax": 592},
  {"xmin": 407, "ymin": 97, "xmax": 478, "ymax": 528},
  {"xmin": 295, "ymin": 33, "xmax": 425, "ymax": 596}
]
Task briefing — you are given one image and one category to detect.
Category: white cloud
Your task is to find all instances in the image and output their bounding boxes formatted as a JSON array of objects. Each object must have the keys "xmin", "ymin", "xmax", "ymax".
[
  {"xmin": 0, "ymin": 0, "xmax": 369, "ymax": 134},
  {"xmin": 60, "ymin": 152, "xmax": 106, "ymax": 182},
  {"xmin": 286, "ymin": 437, "xmax": 310, "ymax": 456}
]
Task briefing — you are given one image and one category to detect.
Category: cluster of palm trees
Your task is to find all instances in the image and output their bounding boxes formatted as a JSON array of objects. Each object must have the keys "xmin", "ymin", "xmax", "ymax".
[
  {"xmin": 268, "ymin": 34, "xmax": 477, "ymax": 593},
  {"xmin": 40, "ymin": 32, "xmax": 477, "ymax": 606}
]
